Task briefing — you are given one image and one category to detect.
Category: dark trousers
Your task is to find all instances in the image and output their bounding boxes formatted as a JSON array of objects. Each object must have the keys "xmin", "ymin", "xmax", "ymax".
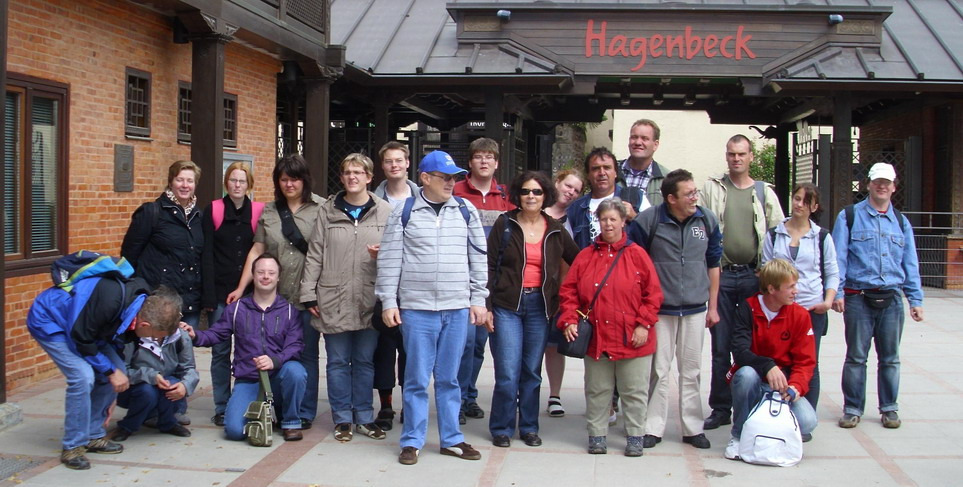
[
  {"xmin": 373, "ymin": 330, "xmax": 406, "ymax": 393},
  {"xmin": 117, "ymin": 378, "xmax": 186, "ymax": 433},
  {"xmin": 708, "ymin": 267, "xmax": 758, "ymax": 416}
]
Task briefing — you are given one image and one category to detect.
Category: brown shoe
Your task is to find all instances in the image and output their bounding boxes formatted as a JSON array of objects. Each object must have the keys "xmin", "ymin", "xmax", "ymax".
[
  {"xmin": 60, "ymin": 446, "xmax": 90, "ymax": 470},
  {"xmin": 440, "ymin": 442, "xmax": 481, "ymax": 460},
  {"xmin": 283, "ymin": 428, "xmax": 303, "ymax": 441},
  {"xmin": 399, "ymin": 446, "xmax": 419, "ymax": 465}
]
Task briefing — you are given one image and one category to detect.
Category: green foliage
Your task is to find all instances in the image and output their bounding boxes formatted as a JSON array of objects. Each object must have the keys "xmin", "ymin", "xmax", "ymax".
[{"xmin": 750, "ymin": 143, "xmax": 776, "ymax": 184}]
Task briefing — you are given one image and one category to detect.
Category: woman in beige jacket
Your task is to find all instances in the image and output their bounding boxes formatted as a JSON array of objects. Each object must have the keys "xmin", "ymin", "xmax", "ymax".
[{"xmin": 299, "ymin": 153, "xmax": 392, "ymax": 443}]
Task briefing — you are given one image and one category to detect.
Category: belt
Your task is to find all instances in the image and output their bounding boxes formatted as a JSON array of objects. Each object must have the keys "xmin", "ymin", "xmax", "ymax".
[
  {"xmin": 522, "ymin": 287, "xmax": 541, "ymax": 294},
  {"xmin": 722, "ymin": 264, "xmax": 754, "ymax": 272},
  {"xmin": 844, "ymin": 287, "xmax": 882, "ymax": 296}
]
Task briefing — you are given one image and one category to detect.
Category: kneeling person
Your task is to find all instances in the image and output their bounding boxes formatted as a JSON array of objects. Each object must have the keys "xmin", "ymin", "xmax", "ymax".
[
  {"xmin": 184, "ymin": 253, "xmax": 307, "ymax": 441},
  {"xmin": 112, "ymin": 309, "xmax": 199, "ymax": 441},
  {"xmin": 725, "ymin": 259, "xmax": 817, "ymax": 460}
]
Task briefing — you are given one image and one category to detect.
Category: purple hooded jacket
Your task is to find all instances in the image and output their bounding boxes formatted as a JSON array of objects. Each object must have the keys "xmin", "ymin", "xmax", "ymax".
[{"xmin": 193, "ymin": 294, "xmax": 303, "ymax": 381}]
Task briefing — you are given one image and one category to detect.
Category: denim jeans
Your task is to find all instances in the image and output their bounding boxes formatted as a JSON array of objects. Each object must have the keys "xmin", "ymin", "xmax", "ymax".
[
  {"xmin": 490, "ymin": 292, "xmax": 549, "ymax": 438},
  {"xmin": 805, "ymin": 310, "xmax": 829, "ymax": 409},
  {"xmin": 730, "ymin": 367, "xmax": 817, "ymax": 438},
  {"xmin": 35, "ymin": 338, "xmax": 125, "ymax": 450},
  {"xmin": 207, "ymin": 304, "xmax": 233, "ymax": 415},
  {"xmin": 324, "ymin": 328, "xmax": 379, "ymax": 424},
  {"xmin": 298, "ymin": 309, "xmax": 321, "ymax": 421},
  {"xmin": 117, "ymin": 378, "xmax": 186, "ymax": 433},
  {"xmin": 224, "ymin": 360, "xmax": 307, "ymax": 440},
  {"xmin": 842, "ymin": 294, "xmax": 904, "ymax": 416},
  {"xmin": 399, "ymin": 308, "xmax": 469, "ymax": 450},
  {"xmin": 459, "ymin": 325, "xmax": 487, "ymax": 405},
  {"xmin": 709, "ymin": 267, "xmax": 759, "ymax": 415}
]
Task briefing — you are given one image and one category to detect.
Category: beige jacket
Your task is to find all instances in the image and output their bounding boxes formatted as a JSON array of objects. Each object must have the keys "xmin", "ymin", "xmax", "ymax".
[
  {"xmin": 701, "ymin": 174, "xmax": 785, "ymax": 264},
  {"xmin": 299, "ymin": 192, "xmax": 391, "ymax": 334}
]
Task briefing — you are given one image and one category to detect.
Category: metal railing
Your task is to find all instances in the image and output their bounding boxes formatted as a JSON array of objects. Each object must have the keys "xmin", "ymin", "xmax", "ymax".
[{"xmin": 903, "ymin": 211, "xmax": 963, "ymax": 289}]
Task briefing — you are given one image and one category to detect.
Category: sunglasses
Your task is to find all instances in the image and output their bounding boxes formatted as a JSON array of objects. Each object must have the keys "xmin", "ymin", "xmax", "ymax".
[{"xmin": 519, "ymin": 188, "xmax": 545, "ymax": 196}]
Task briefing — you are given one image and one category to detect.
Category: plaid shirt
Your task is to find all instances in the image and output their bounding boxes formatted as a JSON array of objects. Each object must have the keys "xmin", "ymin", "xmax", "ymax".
[{"xmin": 621, "ymin": 160, "xmax": 653, "ymax": 197}]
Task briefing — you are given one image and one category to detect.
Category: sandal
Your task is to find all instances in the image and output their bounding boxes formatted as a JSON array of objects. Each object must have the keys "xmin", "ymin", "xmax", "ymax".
[{"xmin": 547, "ymin": 396, "xmax": 565, "ymax": 417}]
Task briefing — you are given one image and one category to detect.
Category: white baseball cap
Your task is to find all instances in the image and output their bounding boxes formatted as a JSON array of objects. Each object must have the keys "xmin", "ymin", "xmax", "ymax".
[{"xmin": 868, "ymin": 163, "xmax": 896, "ymax": 182}]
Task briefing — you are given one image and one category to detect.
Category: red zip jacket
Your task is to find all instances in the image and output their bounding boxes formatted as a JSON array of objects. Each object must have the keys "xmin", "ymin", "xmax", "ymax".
[
  {"xmin": 557, "ymin": 234, "xmax": 663, "ymax": 361},
  {"xmin": 729, "ymin": 295, "xmax": 816, "ymax": 396}
]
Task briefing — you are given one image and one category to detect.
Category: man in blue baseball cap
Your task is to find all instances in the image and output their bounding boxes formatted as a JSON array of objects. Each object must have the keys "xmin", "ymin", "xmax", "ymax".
[{"xmin": 376, "ymin": 150, "xmax": 490, "ymax": 465}]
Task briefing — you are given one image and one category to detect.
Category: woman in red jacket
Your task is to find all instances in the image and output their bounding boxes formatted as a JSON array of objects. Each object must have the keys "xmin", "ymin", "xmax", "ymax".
[{"xmin": 558, "ymin": 197, "xmax": 663, "ymax": 457}]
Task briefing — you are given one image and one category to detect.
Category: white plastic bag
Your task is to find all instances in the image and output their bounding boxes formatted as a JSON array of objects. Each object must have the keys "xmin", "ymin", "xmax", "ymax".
[{"xmin": 739, "ymin": 391, "xmax": 803, "ymax": 467}]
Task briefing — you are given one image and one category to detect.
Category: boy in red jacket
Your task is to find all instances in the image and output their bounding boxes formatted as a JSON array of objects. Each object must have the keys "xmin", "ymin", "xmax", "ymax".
[{"xmin": 725, "ymin": 258, "xmax": 818, "ymax": 460}]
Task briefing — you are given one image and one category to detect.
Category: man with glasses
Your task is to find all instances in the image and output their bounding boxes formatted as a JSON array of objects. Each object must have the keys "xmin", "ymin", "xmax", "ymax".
[
  {"xmin": 377, "ymin": 150, "xmax": 489, "ymax": 465},
  {"xmin": 629, "ymin": 169, "xmax": 722, "ymax": 450},
  {"xmin": 453, "ymin": 137, "xmax": 515, "ymax": 424},
  {"xmin": 700, "ymin": 134, "xmax": 784, "ymax": 431}
]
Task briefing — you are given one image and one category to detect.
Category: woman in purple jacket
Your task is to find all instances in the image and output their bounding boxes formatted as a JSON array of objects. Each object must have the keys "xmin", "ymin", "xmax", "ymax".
[{"xmin": 184, "ymin": 253, "xmax": 307, "ymax": 442}]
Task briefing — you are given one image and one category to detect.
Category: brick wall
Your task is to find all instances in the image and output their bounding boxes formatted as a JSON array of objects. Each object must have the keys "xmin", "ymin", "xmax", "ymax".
[{"xmin": 4, "ymin": 0, "xmax": 281, "ymax": 392}]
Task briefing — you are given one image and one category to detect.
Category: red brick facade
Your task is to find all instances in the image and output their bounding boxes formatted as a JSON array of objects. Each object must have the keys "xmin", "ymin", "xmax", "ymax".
[{"xmin": 4, "ymin": 0, "xmax": 281, "ymax": 392}]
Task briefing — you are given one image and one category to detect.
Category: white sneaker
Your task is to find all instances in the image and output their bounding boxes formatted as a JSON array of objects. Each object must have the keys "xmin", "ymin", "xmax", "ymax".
[{"xmin": 724, "ymin": 437, "xmax": 741, "ymax": 460}]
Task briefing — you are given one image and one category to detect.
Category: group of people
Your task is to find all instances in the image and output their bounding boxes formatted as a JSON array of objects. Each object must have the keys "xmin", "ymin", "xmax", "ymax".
[{"xmin": 27, "ymin": 118, "xmax": 924, "ymax": 470}]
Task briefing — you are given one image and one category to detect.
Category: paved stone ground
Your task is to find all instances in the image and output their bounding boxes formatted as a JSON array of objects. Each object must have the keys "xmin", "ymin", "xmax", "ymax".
[{"xmin": 2, "ymin": 288, "xmax": 962, "ymax": 486}]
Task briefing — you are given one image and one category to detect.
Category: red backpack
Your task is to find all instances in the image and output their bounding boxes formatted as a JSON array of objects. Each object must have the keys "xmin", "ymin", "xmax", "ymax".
[{"xmin": 211, "ymin": 199, "xmax": 265, "ymax": 233}]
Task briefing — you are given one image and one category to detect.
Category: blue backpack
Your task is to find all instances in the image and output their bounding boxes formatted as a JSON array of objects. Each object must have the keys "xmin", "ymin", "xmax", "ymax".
[{"xmin": 51, "ymin": 250, "xmax": 135, "ymax": 293}]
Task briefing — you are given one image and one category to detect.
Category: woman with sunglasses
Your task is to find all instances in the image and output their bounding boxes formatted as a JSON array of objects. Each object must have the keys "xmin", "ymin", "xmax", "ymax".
[{"xmin": 486, "ymin": 171, "xmax": 580, "ymax": 448}]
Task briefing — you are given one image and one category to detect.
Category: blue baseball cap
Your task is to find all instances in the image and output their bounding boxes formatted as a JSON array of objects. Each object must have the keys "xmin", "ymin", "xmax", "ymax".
[{"xmin": 419, "ymin": 151, "xmax": 467, "ymax": 175}]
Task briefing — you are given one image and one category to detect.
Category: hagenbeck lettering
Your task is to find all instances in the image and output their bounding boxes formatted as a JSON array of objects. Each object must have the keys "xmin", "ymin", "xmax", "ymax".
[{"xmin": 584, "ymin": 20, "xmax": 756, "ymax": 71}]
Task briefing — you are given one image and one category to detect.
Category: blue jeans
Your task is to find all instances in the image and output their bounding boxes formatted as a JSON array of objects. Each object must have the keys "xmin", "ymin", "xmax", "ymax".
[
  {"xmin": 324, "ymin": 328, "xmax": 379, "ymax": 424},
  {"xmin": 842, "ymin": 294, "xmax": 904, "ymax": 416},
  {"xmin": 730, "ymin": 367, "xmax": 817, "ymax": 438},
  {"xmin": 224, "ymin": 360, "xmax": 307, "ymax": 440},
  {"xmin": 298, "ymin": 309, "xmax": 320, "ymax": 421},
  {"xmin": 117, "ymin": 378, "xmax": 186, "ymax": 433},
  {"xmin": 709, "ymin": 267, "xmax": 759, "ymax": 415},
  {"xmin": 207, "ymin": 305, "xmax": 233, "ymax": 415},
  {"xmin": 399, "ymin": 308, "xmax": 469, "ymax": 450},
  {"xmin": 35, "ymin": 338, "xmax": 125, "ymax": 450},
  {"xmin": 805, "ymin": 310, "xmax": 829, "ymax": 409},
  {"xmin": 459, "ymin": 324, "xmax": 487, "ymax": 405},
  {"xmin": 489, "ymin": 292, "xmax": 549, "ymax": 437}
]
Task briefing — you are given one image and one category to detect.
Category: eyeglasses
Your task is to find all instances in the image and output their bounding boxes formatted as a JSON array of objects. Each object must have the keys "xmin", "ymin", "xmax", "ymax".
[
  {"xmin": 519, "ymin": 188, "xmax": 544, "ymax": 196},
  {"xmin": 427, "ymin": 172, "xmax": 459, "ymax": 183},
  {"xmin": 228, "ymin": 178, "xmax": 247, "ymax": 185},
  {"xmin": 471, "ymin": 154, "xmax": 496, "ymax": 162},
  {"xmin": 680, "ymin": 190, "xmax": 701, "ymax": 200}
]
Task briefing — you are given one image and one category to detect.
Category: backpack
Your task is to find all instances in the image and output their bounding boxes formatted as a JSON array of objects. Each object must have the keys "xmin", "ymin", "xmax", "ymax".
[
  {"xmin": 768, "ymin": 227, "xmax": 829, "ymax": 284},
  {"xmin": 51, "ymin": 250, "xmax": 134, "ymax": 293},
  {"xmin": 739, "ymin": 390, "xmax": 803, "ymax": 467},
  {"xmin": 845, "ymin": 204, "xmax": 905, "ymax": 235},
  {"xmin": 211, "ymin": 199, "xmax": 265, "ymax": 233},
  {"xmin": 400, "ymin": 196, "xmax": 485, "ymax": 254}
]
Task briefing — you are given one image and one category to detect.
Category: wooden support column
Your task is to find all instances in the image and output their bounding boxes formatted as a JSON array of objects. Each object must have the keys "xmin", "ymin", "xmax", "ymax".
[
  {"xmin": 190, "ymin": 33, "xmax": 230, "ymax": 209},
  {"xmin": 830, "ymin": 93, "xmax": 854, "ymax": 228},
  {"xmin": 303, "ymin": 73, "xmax": 335, "ymax": 197},
  {"xmin": 372, "ymin": 96, "xmax": 392, "ymax": 184},
  {"xmin": 773, "ymin": 125, "xmax": 791, "ymax": 215},
  {"xmin": 484, "ymin": 89, "xmax": 506, "ymax": 180}
]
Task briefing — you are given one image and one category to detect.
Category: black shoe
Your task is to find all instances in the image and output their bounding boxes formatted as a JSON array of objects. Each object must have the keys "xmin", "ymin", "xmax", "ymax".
[
  {"xmin": 86, "ymin": 437, "xmax": 123, "ymax": 454},
  {"xmin": 60, "ymin": 447, "xmax": 90, "ymax": 470},
  {"xmin": 211, "ymin": 413, "xmax": 225, "ymax": 427},
  {"xmin": 802, "ymin": 433, "xmax": 813, "ymax": 442},
  {"xmin": 161, "ymin": 424, "xmax": 192, "ymax": 437},
  {"xmin": 492, "ymin": 435, "xmax": 511, "ymax": 447},
  {"xmin": 683, "ymin": 433, "xmax": 711, "ymax": 449},
  {"xmin": 642, "ymin": 435, "xmax": 661, "ymax": 448},
  {"xmin": 376, "ymin": 408, "xmax": 395, "ymax": 431},
  {"xmin": 521, "ymin": 432, "xmax": 542, "ymax": 447},
  {"xmin": 301, "ymin": 419, "xmax": 313, "ymax": 430},
  {"xmin": 110, "ymin": 427, "xmax": 133, "ymax": 442},
  {"xmin": 458, "ymin": 409, "xmax": 467, "ymax": 425},
  {"xmin": 464, "ymin": 402, "xmax": 485, "ymax": 419},
  {"xmin": 703, "ymin": 411, "xmax": 731, "ymax": 430}
]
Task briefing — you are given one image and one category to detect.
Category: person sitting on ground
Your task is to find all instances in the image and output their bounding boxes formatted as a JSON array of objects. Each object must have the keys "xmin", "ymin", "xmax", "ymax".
[
  {"xmin": 183, "ymin": 253, "xmax": 307, "ymax": 442},
  {"xmin": 111, "ymin": 301, "xmax": 199, "ymax": 441},
  {"xmin": 725, "ymin": 258, "xmax": 818, "ymax": 460}
]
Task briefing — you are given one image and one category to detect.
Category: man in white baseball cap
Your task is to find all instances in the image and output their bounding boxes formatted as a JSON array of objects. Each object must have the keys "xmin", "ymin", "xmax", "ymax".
[{"xmin": 831, "ymin": 162, "xmax": 924, "ymax": 430}]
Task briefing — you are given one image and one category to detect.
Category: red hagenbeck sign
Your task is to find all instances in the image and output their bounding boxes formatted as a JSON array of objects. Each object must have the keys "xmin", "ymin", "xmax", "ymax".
[{"xmin": 584, "ymin": 20, "xmax": 756, "ymax": 71}]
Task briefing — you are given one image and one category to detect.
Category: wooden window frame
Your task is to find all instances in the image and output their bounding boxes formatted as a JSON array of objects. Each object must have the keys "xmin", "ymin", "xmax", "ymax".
[
  {"xmin": 4, "ymin": 73, "xmax": 70, "ymax": 276},
  {"xmin": 125, "ymin": 67, "xmax": 151, "ymax": 137},
  {"xmin": 176, "ymin": 82, "xmax": 238, "ymax": 147}
]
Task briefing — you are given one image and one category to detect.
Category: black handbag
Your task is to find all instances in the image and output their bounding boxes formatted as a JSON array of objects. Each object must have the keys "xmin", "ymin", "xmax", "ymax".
[{"xmin": 557, "ymin": 248, "xmax": 625, "ymax": 359}]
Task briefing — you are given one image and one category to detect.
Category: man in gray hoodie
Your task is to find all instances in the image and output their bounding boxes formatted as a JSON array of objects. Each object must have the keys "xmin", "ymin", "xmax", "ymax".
[
  {"xmin": 629, "ymin": 169, "xmax": 722, "ymax": 450},
  {"xmin": 376, "ymin": 150, "xmax": 489, "ymax": 466}
]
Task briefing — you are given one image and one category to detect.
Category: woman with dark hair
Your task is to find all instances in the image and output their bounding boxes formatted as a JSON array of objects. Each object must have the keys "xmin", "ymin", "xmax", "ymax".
[
  {"xmin": 228, "ymin": 154, "xmax": 325, "ymax": 428},
  {"xmin": 200, "ymin": 161, "xmax": 262, "ymax": 426},
  {"xmin": 761, "ymin": 182, "xmax": 838, "ymax": 439},
  {"xmin": 486, "ymin": 171, "xmax": 580, "ymax": 448},
  {"xmin": 557, "ymin": 198, "xmax": 663, "ymax": 456}
]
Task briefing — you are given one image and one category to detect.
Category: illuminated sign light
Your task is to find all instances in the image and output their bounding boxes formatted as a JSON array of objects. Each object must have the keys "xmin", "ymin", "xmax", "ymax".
[{"xmin": 584, "ymin": 20, "xmax": 757, "ymax": 72}]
